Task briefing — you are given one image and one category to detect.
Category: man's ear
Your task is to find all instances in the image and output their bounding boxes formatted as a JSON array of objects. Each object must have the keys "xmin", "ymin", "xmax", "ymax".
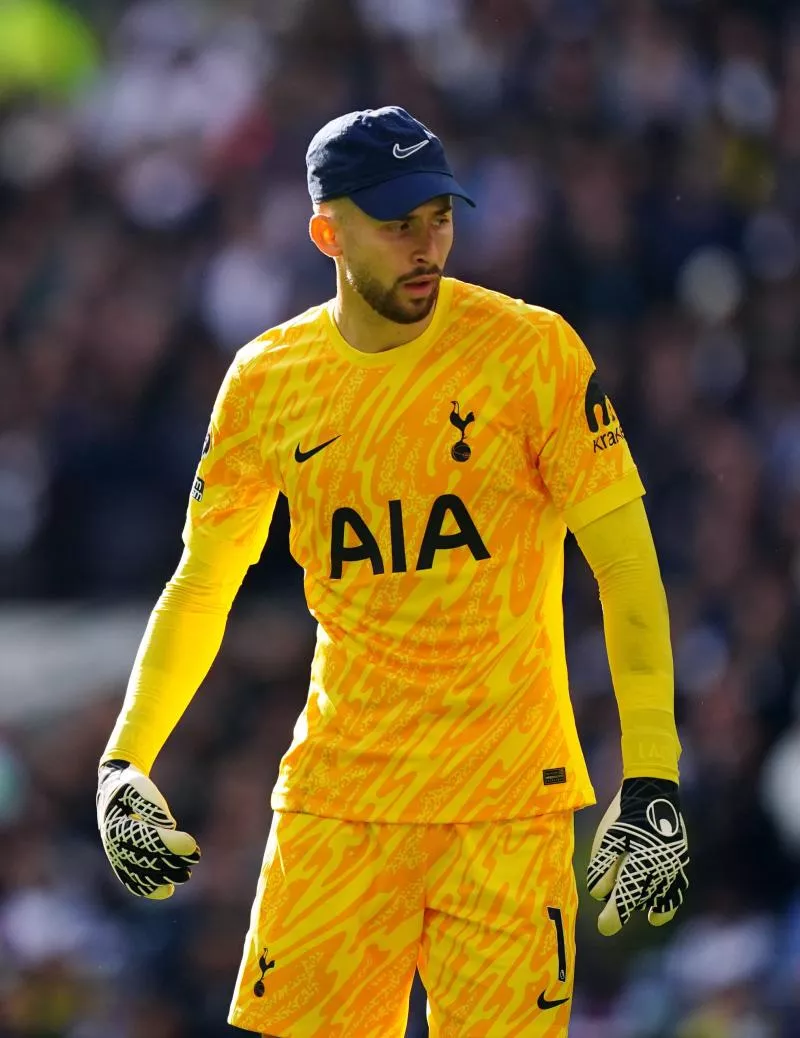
[{"xmin": 309, "ymin": 212, "xmax": 342, "ymax": 258}]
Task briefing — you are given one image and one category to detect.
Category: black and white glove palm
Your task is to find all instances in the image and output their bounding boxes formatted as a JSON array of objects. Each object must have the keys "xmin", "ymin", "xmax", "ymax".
[
  {"xmin": 97, "ymin": 759, "xmax": 200, "ymax": 899},
  {"xmin": 587, "ymin": 777, "xmax": 689, "ymax": 936}
]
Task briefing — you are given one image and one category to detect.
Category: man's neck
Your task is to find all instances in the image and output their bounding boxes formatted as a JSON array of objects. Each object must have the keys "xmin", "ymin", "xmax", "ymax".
[{"xmin": 332, "ymin": 279, "xmax": 437, "ymax": 355}]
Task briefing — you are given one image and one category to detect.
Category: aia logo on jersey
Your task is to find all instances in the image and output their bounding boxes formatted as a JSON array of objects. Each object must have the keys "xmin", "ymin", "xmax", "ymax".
[
  {"xmin": 330, "ymin": 494, "xmax": 490, "ymax": 579},
  {"xmin": 584, "ymin": 371, "xmax": 625, "ymax": 453},
  {"xmin": 449, "ymin": 400, "xmax": 475, "ymax": 462}
]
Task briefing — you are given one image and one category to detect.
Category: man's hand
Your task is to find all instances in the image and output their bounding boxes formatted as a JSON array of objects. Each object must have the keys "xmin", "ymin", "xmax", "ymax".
[
  {"xmin": 96, "ymin": 759, "xmax": 200, "ymax": 899},
  {"xmin": 587, "ymin": 777, "xmax": 689, "ymax": 936}
]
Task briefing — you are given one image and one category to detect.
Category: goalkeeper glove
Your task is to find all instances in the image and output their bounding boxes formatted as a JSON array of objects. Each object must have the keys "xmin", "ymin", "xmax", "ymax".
[
  {"xmin": 97, "ymin": 759, "xmax": 200, "ymax": 899},
  {"xmin": 587, "ymin": 777, "xmax": 689, "ymax": 936}
]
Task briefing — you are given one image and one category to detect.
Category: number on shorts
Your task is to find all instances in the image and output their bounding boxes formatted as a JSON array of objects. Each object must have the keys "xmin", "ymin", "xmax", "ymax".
[{"xmin": 547, "ymin": 906, "xmax": 567, "ymax": 982}]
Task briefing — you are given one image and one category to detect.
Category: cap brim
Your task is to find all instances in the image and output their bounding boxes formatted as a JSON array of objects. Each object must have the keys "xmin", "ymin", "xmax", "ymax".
[{"xmin": 349, "ymin": 172, "xmax": 475, "ymax": 220}]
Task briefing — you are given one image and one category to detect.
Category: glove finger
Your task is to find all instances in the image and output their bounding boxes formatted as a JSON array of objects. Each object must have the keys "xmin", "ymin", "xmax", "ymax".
[
  {"xmin": 597, "ymin": 898, "xmax": 623, "ymax": 936},
  {"xmin": 154, "ymin": 856, "xmax": 194, "ymax": 885},
  {"xmin": 104, "ymin": 830, "xmax": 198, "ymax": 891},
  {"xmin": 108, "ymin": 815, "xmax": 200, "ymax": 863},
  {"xmin": 116, "ymin": 869, "xmax": 173, "ymax": 901},
  {"xmin": 151, "ymin": 858, "xmax": 194, "ymax": 885},
  {"xmin": 167, "ymin": 866, "xmax": 193, "ymax": 885},
  {"xmin": 114, "ymin": 843, "xmax": 197, "ymax": 884},
  {"xmin": 645, "ymin": 859, "xmax": 688, "ymax": 906},
  {"xmin": 649, "ymin": 904, "xmax": 677, "ymax": 927},
  {"xmin": 587, "ymin": 791, "xmax": 623, "ymax": 900},
  {"xmin": 587, "ymin": 827, "xmax": 627, "ymax": 901},
  {"xmin": 145, "ymin": 883, "xmax": 175, "ymax": 901},
  {"xmin": 597, "ymin": 854, "xmax": 653, "ymax": 936},
  {"xmin": 111, "ymin": 861, "xmax": 160, "ymax": 898},
  {"xmin": 113, "ymin": 856, "xmax": 190, "ymax": 895},
  {"xmin": 111, "ymin": 852, "xmax": 191, "ymax": 898},
  {"xmin": 157, "ymin": 826, "xmax": 200, "ymax": 860},
  {"xmin": 647, "ymin": 871, "xmax": 688, "ymax": 927}
]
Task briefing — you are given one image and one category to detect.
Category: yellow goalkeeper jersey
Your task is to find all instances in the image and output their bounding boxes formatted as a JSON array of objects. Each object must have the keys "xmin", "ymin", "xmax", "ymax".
[{"xmin": 183, "ymin": 277, "xmax": 645, "ymax": 823}]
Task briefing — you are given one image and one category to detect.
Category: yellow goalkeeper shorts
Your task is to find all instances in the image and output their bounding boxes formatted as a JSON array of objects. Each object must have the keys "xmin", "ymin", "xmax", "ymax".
[{"xmin": 228, "ymin": 809, "xmax": 577, "ymax": 1037}]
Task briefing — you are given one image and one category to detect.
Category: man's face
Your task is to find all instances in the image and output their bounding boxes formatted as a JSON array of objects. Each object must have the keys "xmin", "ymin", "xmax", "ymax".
[{"xmin": 338, "ymin": 196, "xmax": 454, "ymax": 324}]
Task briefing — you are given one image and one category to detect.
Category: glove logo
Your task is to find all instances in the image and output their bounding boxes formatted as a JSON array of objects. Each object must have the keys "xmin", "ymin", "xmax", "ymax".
[{"xmin": 646, "ymin": 798, "xmax": 680, "ymax": 837}]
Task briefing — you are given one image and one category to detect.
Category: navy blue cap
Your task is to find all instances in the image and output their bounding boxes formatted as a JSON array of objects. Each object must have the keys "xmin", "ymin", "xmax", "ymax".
[{"xmin": 306, "ymin": 106, "xmax": 475, "ymax": 220}]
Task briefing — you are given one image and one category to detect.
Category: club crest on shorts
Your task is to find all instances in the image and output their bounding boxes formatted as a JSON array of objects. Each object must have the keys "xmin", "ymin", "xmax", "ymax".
[{"xmin": 253, "ymin": 947, "xmax": 276, "ymax": 997}]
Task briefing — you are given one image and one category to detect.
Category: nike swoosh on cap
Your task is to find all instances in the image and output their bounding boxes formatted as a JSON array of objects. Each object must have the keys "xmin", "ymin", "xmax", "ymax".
[
  {"xmin": 392, "ymin": 140, "xmax": 431, "ymax": 159},
  {"xmin": 294, "ymin": 436, "xmax": 340, "ymax": 463}
]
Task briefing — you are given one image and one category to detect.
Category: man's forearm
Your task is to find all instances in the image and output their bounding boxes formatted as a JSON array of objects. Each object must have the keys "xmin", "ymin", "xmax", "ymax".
[
  {"xmin": 574, "ymin": 499, "xmax": 681, "ymax": 782},
  {"xmin": 100, "ymin": 548, "xmax": 246, "ymax": 774}
]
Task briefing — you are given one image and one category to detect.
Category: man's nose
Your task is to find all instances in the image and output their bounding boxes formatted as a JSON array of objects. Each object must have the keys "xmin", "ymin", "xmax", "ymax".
[{"xmin": 411, "ymin": 225, "xmax": 437, "ymax": 265}]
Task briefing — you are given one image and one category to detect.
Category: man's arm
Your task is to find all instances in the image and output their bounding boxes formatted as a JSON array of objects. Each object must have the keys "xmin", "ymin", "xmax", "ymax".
[
  {"xmin": 572, "ymin": 496, "xmax": 681, "ymax": 781},
  {"xmin": 97, "ymin": 349, "xmax": 280, "ymax": 898},
  {"xmin": 521, "ymin": 310, "xmax": 687, "ymax": 933},
  {"xmin": 573, "ymin": 497, "xmax": 688, "ymax": 935},
  {"xmin": 95, "ymin": 545, "xmax": 254, "ymax": 900},
  {"xmin": 100, "ymin": 545, "xmax": 250, "ymax": 773}
]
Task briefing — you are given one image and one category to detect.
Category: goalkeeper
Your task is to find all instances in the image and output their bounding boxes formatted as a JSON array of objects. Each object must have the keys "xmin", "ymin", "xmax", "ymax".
[{"xmin": 97, "ymin": 105, "xmax": 688, "ymax": 1038}]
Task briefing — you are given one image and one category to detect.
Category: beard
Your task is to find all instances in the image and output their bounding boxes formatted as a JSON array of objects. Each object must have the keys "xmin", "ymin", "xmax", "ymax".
[{"xmin": 346, "ymin": 262, "xmax": 441, "ymax": 324}]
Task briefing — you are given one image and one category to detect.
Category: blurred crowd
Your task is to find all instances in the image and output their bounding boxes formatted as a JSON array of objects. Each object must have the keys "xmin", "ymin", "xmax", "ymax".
[{"xmin": 2, "ymin": 0, "xmax": 800, "ymax": 1034}]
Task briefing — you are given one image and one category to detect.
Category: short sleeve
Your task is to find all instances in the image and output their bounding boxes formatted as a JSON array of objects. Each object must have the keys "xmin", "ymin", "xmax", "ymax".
[
  {"xmin": 182, "ymin": 357, "xmax": 280, "ymax": 566},
  {"xmin": 527, "ymin": 314, "xmax": 645, "ymax": 532}
]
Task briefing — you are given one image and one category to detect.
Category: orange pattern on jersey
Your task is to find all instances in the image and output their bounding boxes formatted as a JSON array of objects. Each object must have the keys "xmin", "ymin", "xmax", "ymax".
[
  {"xmin": 184, "ymin": 278, "xmax": 644, "ymax": 823},
  {"xmin": 228, "ymin": 810, "xmax": 577, "ymax": 1037}
]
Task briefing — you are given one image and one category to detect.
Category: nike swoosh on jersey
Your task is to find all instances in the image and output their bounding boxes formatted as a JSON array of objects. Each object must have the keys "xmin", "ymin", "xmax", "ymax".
[
  {"xmin": 294, "ymin": 436, "xmax": 341, "ymax": 463},
  {"xmin": 392, "ymin": 140, "xmax": 430, "ymax": 159},
  {"xmin": 537, "ymin": 992, "xmax": 570, "ymax": 1011}
]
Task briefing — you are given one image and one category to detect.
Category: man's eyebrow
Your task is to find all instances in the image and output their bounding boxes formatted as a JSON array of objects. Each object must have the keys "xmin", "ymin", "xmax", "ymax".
[{"xmin": 397, "ymin": 202, "xmax": 453, "ymax": 220}]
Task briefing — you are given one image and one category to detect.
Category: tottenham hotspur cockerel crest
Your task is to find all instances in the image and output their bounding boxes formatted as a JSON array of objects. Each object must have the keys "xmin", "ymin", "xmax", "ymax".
[{"xmin": 449, "ymin": 401, "xmax": 475, "ymax": 462}]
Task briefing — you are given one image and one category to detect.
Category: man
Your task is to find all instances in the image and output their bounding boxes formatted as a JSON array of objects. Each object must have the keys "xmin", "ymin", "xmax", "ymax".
[{"xmin": 96, "ymin": 107, "xmax": 689, "ymax": 1037}]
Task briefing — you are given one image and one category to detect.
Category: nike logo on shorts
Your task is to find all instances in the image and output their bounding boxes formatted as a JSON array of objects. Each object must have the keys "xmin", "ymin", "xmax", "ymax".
[
  {"xmin": 537, "ymin": 991, "xmax": 570, "ymax": 1011},
  {"xmin": 294, "ymin": 436, "xmax": 340, "ymax": 463}
]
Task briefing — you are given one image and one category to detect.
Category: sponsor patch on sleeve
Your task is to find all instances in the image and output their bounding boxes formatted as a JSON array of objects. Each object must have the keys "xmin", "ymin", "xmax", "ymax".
[{"xmin": 584, "ymin": 370, "xmax": 625, "ymax": 453}]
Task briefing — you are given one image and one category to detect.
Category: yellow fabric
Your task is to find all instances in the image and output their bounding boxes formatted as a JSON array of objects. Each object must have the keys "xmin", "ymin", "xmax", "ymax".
[
  {"xmin": 574, "ymin": 498, "xmax": 681, "ymax": 782},
  {"xmin": 228, "ymin": 811, "xmax": 577, "ymax": 1034},
  {"xmin": 100, "ymin": 547, "xmax": 253, "ymax": 774},
  {"xmin": 103, "ymin": 277, "xmax": 648, "ymax": 822}
]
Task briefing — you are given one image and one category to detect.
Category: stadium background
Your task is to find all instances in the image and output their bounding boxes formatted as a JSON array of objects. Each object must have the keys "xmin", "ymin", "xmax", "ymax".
[{"xmin": 1, "ymin": 0, "xmax": 800, "ymax": 1034}]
